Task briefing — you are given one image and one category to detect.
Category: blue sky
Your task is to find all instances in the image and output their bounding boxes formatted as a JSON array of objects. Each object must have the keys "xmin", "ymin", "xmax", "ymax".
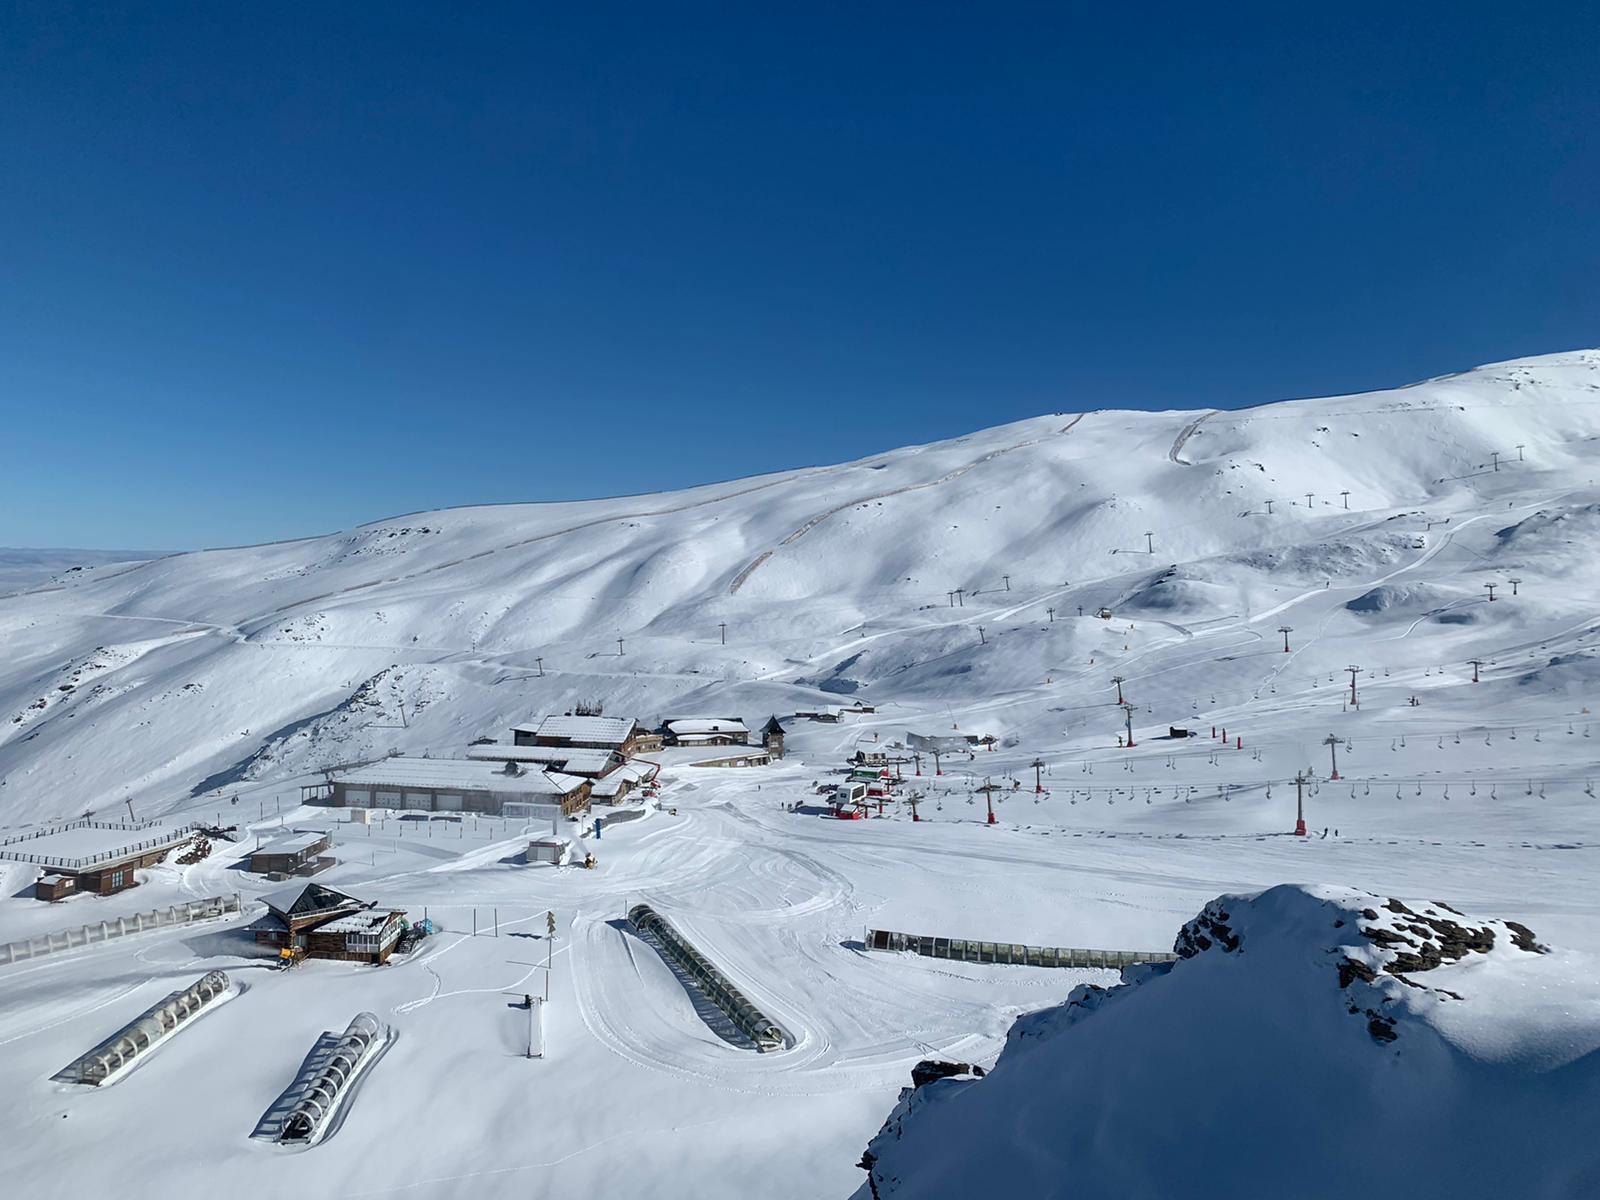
[{"xmin": 3, "ymin": 4, "xmax": 1597, "ymax": 549}]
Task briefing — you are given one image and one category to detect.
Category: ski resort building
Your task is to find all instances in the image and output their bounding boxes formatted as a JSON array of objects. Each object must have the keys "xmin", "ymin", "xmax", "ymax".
[
  {"xmin": 252, "ymin": 883, "xmax": 407, "ymax": 964},
  {"xmin": 248, "ymin": 830, "xmax": 333, "ymax": 878},
  {"xmin": 512, "ymin": 715, "xmax": 654, "ymax": 755},
  {"xmin": 325, "ymin": 758, "xmax": 592, "ymax": 816},
  {"xmin": 663, "ymin": 717, "xmax": 750, "ymax": 747},
  {"xmin": 0, "ymin": 819, "xmax": 199, "ymax": 901},
  {"xmin": 466, "ymin": 737, "xmax": 657, "ymax": 804},
  {"xmin": 761, "ymin": 716, "xmax": 786, "ymax": 759},
  {"xmin": 465, "ymin": 742, "xmax": 622, "ymax": 778}
]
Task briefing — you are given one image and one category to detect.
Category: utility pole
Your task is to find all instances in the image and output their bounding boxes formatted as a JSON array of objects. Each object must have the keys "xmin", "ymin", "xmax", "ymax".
[
  {"xmin": 616, "ymin": 639, "xmax": 625, "ymax": 656},
  {"xmin": 1324, "ymin": 734, "xmax": 1342, "ymax": 780},
  {"xmin": 1144, "ymin": 531, "xmax": 1154, "ymax": 554},
  {"xmin": 1516, "ymin": 443, "xmax": 1525, "ymax": 462},
  {"xmin": 1508, "ymin": 577, "xmax": 1522, "ymax": 596},
  {"xmin": 1294, "ymin": 772, "xmax": 1307, "ymax": 836},
  {"xmin": 535, "ymin": 657, "xmax": 544, "ymax": 677},
  {"xmin": 1002, "ymin": 574, "xmax": 1011, "ymax": 591},
  {"xmin": 984, "ymin": 777, "xmax": 997, "ymax": 825},
  {"xmin": 1047, "ymin": 606, "xmax": 1055, "ymax": 623},
  {"xmin": 1305, "ymin": 492, "xmax": 1314, "ymax": 509},
  {"xmin": 1278, "ymin": 625, "xmax": 1293, "ymax": 653},
  {"xmin": 1340, "ymin": 490, "xmax": 1350, "ymax": 509},
  {"xmin": 908, "ymin": 793, "xmax": 920, "ymax": 822},
  {"xmin": 947, "ymin": 591, "xmax": 955, "ymax": 607},
  {"xmin": 955, "ymin": 588, "xmax": 965, "ymax": 607},
  {"xmin": 1469, "ymin": 658, "xmax": 1484, "ymax": 684},
  {"xmin": 1484, "ymin": 582, "xmax": 1498, "ymax": 602},
  {"xmin": 932, "ymin": 750, "xmax": 943, "ymax": 776},
  {"xmin": 1112, "ymin": 675, "xmax": 1126, "ymax": 705},
  {"xmin": 718, "ymin": 622, "xmax": 726, "ymax": 645},
  {"xmin": 1032, "ymin": 758, "xmax": 1045, "ymax": 794},
  {"xmin": 1265, "ymin": 499, "xmax": 1275, "ymax": 514},
  {"xmin": 1346, "ymin": 665, "xmax": 1361, "ymax": 707},
  {"xmin": 977, "ymin": 625, "xmax": 986, "ymax": 645},
  {"xmin": 1121, "ymin": 702, "xmax": 1136, "ymax": 748},
  {"xmin": 1490, "ymin": 451, "xmax": 1501, "ymax": 472}
]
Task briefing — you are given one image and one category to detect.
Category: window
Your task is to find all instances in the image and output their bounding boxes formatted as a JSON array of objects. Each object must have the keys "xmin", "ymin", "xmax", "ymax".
[{"xmin": 110, "ymin": 870, "xmax": 125, "ymax": 889}]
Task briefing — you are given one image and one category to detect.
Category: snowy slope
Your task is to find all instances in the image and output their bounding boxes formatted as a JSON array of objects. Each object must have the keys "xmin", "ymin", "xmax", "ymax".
[
  {"xmin": 854, "ymin": 884, "xmax": 1600, "ymax": 1200},
  {"xmin": 2, "ymin": 351, "xmax": 1600, "ymax": 1200},
  {"xmin": 2, "ymin": 350, "xmax": 1599, "ymax": 825}
]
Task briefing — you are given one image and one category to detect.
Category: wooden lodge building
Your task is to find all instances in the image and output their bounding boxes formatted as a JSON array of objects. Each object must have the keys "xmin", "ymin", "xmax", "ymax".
[
  {"xmin": 663, "ymin": 717, "xmax": 750, "ymax": 748},
  {"xmin": 248, "ymin": 830, "xmax": 333, "ymax": 878},
  {"xmin": 252, "ymin": 882, "xmax": 407, "ymax": 964},
  {"xmin": 5, "ymin": 820, "xmax": 201, "ymax": 903},
  {"xmin": 513, "ymin": 715, "xmax": 659, "ymax": 756},
  {"xmin": 325, "ymin": 757, "xmax": 592, "ymax": 817}
]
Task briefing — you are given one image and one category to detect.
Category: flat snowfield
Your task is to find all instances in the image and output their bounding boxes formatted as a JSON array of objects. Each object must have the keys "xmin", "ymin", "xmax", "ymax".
[{"xmin": 2, "ymin": 350, "xmax": 1600, "ymax": 1196}]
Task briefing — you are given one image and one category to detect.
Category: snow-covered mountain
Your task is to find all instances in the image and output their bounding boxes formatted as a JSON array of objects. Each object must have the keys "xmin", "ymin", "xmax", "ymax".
[
  {"xmin": 4, "ymin": 349, "xmax": 1600, "ymax": 826},
  {"xmin": 5, "ymin": 351, "xmax": 1600, "ymax": 1200},
  {"xmin": 853, "ymin": 883, "xmax": 1600, "ymax": 1200}
]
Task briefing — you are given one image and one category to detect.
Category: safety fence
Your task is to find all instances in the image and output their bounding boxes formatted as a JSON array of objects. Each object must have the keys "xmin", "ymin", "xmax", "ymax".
[
  {"xmin": 0, "ymin": 817, "xmax": 166, "ymax": 850},
  {"xmin": 55, "ymin": 971, "xmax": 233, "ymax": 1085},
  {"xmin": 0, "ymin": 894, "xmax": 243, "ymax": 965},
  {"xmin": 628, "ymin": 904, "xmax": 786, "ymax": 1051},
  {"xmin": 0, "ymin": 822, "xmax": 200, "ymax": 869},
  {"xmin": 865, "ymin": 928, "xmax": 1178, "ymax": 969}
]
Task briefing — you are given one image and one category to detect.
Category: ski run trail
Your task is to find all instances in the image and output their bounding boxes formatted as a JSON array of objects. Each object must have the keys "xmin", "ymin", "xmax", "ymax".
[{"xmin": 3, "ymin": 350, "xmax": 1600, "ymax": 1197}]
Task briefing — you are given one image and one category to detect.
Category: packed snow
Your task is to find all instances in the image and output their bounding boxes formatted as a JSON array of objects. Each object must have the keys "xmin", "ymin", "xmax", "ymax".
[{"xmin": 2, "ymin": 350, "xmax": 1600, "ymax": 1196}]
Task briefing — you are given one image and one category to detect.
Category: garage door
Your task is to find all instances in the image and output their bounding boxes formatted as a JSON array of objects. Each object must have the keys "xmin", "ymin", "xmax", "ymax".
[
  {"xmin": 434, "ymin": 793, "xmax": 463, "ymax": 811},
  {"xmin": 375, "ymin": 791, "xmax": 402, "ymax": 808},
  {"xmin": 344, "ymin": 789, "xmax": 371, "ymax": 807},
  {"xmin": 403, "ymin": 792, "xmax": 432, "ymax": 811}
]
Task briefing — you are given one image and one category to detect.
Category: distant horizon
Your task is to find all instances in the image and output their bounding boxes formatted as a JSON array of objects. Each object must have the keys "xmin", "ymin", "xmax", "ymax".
[
  {"xmin": 3, "ymin": 343, "xmax": 1593, "ymax": 554},
  {"xmin": 5, "ymin": 5, "xmax": 1597, "ymax": 548}
]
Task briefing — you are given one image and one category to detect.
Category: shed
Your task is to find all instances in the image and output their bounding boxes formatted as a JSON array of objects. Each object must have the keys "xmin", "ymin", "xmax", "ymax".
[
  {"xmin": 35, "ymin": 873, "xmax": 77, "ymax": 902},
  {"xmin": 525, "ymin": 836, "xmax": 572, "ymax": 866}
]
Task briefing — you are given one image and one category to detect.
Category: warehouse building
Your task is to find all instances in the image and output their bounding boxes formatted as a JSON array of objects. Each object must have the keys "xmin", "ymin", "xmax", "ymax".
[{"xmin": 325, "ymin": 757, "xmax": 592, "ymax": 817}]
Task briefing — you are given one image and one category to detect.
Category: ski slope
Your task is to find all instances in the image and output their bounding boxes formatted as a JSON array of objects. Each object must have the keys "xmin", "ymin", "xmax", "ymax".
[{"xmin": 2, "ymin": 349, "xmax": 1600, "ymax": 1197}]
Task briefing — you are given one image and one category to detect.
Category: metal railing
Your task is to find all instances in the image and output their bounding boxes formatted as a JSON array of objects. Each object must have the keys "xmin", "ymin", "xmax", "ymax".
[
  {"xmin": 0, "ymin": 894, "xmax": 242, "ymax": 966},
  {"xmin": 0, "ymin": 821, "xmax": 200, "ymax": 868},
  {"xmin": 865, "ymin": 928, "xmax": 1178, "ymax": 969}
]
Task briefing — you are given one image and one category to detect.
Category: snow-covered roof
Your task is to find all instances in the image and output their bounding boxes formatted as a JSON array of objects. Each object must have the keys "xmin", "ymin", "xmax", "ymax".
[
  {"xmin": 464, "ymin": 744, "xmax": 618, "ymax": 775},
  {"xmin": 317, "ymin": 909, "xmax": 403, "ymax": 935},
  {"xmin": 253, "ymin": 830, "xmax": 329, "ymax": 856},
  {"xmin": 666, "ymin": 717, "xmax": 748, "ymax": 735},
  {"xmin": 260, "ymin": 882, "xmax": 362, "ymax": 918},
  {"xmin": 511, "ymin": 715, "xmax": 638, "ymax": 745},
  {"xmin": 331, "ymin": 757, "xmax": 587, "ymax": 795}
]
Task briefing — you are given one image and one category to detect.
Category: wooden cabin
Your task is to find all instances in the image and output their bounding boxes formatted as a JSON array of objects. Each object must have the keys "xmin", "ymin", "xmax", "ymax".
[{"xmin": 253, "ymin": 882, "xmax": 407, "ymax": 964}]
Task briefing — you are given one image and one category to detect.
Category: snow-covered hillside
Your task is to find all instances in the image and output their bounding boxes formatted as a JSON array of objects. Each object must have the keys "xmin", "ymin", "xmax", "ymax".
[
  {"xmin": 855, "ymin": 883, "xmax": 1600, "ymax": 1200},
  {"xmin": 4, "ymin": 350, "xmax": 1600, "ymax": 1200},
  {"xmin": 4, "ymin": 350, "xmax": 1600, "ymax": 825}
]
